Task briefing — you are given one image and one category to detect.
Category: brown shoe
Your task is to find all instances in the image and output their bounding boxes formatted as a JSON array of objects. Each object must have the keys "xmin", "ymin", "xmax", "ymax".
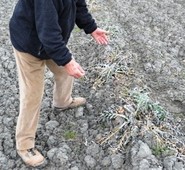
[
  {"xmin": 54, "ymin": 97, "xmax": 86, "ymax": 110},
  {"xmin": 17, "ymin": 148, "xmax": 45, "ymax": 167}
]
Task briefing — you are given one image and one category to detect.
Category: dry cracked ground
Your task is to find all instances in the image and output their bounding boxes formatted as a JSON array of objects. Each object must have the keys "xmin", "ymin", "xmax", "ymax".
[{"xmin": 0, "ymin": 0, "xmax": 185, "ymax": 170}]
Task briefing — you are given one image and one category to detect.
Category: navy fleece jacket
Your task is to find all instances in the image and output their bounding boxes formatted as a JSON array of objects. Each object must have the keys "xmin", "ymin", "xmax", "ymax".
[{"xmin": 9, "ymin": 0, "xmax": 97, "ymax": 66}]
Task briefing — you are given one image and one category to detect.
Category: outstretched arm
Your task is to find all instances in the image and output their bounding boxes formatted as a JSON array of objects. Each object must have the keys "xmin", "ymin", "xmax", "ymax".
[
  {"xmin": 72, "ymin": 0, "xmax": 108, "ymax": 79},
  {"xmin": 75, "ymin": 0, "xmax": 97, "ymax": 34},
  {"xmin": 76, "ymin": 0, "xmax": 109, "ymax": 45}
]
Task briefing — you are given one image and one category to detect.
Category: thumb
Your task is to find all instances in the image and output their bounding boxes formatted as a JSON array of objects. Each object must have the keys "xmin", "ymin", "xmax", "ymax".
[
  {"xmin": 98, "ymin": 28, "xmax": 109, "ymax": 34},
  {"xmin": 77, "ymin": 64, "xmax": 85, "ymax": 75}
]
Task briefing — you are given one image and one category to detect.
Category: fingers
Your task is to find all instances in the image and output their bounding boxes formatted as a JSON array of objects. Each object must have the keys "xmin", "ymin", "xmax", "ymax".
[
  {"xmin": 96, "ymin": 38, "xmax": 107, "ymax": 45},
  {"xmin": 64, "ymin": 59, "xmax": 85, "ymax": 79},
  {"xmin": 74, "ymin": 64, "xmax": 85, "ymax": 78},
  {"xmin": 102, "ymin": 34, "xmax": 109, "ymax": 43},
  {"xmin": 96, "ymin": 35, "xmax": 109, "ymax": 45},
  {"xmin": 91, "ymin": 28, "xmax": 109, "ymax": 45},
  {"xmin": 71, "ymin": 67, "xmax": 83, "ymax": 79},
  {"xmin": 71, "ymin": 66, "xmax": 85, "ymax": 79},
  {"xmin": 101, "ymin": 35, "xmax": 109, "ymax": 45},
  {"xmin": 77, "ymin": 64, "xmax": 85, "ymax": 75}
]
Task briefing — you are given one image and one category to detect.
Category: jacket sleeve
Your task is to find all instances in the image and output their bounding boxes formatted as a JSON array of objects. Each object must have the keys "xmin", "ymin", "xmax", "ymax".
[
  {"xmin": 76, "ymin": 0, "xmax": 97, "ymax": 34},
  {"xmin": 34, "ymin": 0, "xmax": 72, "ymax": 66}
]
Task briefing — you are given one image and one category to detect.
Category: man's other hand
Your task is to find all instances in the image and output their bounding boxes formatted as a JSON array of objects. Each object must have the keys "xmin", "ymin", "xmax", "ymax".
[
  {"xmin": 64, "ymin": 59, "xmax": 85, "ymax": 78},
  {"xmin": 91, "ymin": 28, "xmax": 109, "ymax": 45}
]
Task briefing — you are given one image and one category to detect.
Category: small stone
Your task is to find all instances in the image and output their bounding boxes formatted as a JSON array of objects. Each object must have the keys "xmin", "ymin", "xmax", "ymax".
[
  {"xmin": 42, "ymin": 98, "xmax": 51, "ymax": 108},
  {"xmin": 111, "ymin": 153, "xmax": 124, "ymax": 169},
  {"xmin": 139, "ymin": 159, "xmax": 150, "ymax": 170},
  {"xmin": 80, "ymin": 120, "xmax": 89, "ymax": 133},
  {"xmin": 95, "ymin": 134, "xmax": 102, "ymax": 142},
  {"xmin": 55, "ymin": 149, "xmax": 69, "ymax": 165},
  {"xmin": 114, "ymin": 117, "xmax": 124, "ymax": 126},
  {"xmin": 102, "ymin": 156, "xmax": 111, "ymax": 167},
  {"xmin": 47, "ymin": 135, "xmax": 58, "ymax": 148},
  {"xmin": 47, "ymin": 148, "xmax": 58, "ymax": 160},
  {"xmin": 7, "ymin": 61, "xmax": 15, "ymax": 69},
  {"xmin": 70, "ymin": 166, "xmax": 79, "ymax": 170},
  {"xmin": 47, "ymin": 147, "xmax": 69, "ymax": 166},
  {"xmin": 86, "ymin": 103, "xmax": 94, "ymax": 114},
  {"xmin": 0, "ymin": 152, "xmax": 8, "ymax": 169},
  {"xmin": 59, "ymin": 143, "xmax": 72, "ymax": 153},
  {"xmin": 86, "ymin": 143, "xmax": 100, "ymax": 157},
  {"xmin": 135, "ymin": 141, "xmax": 152, "ymax": 159},
  {"xmin": 173, "ymin": 161, "xmax": 184, "ymax": 170},
  {"xmin": 45, "ymin": 120, "xmax": 59, "ymax": 131},
  {"xmin": 144, "ymin": 62, "xmax": 154, "ymax": 73},
  {"xmin": 3, "ymin": 117, "xmax": 14, "ymax": 128},
  {"xmin": 163, "ymin": 156, "xmax": 177, "ymax": 170},
  {"xmin": 7, "ymin": 159, "xmax": 16, "ymax": 169},
  {"xmin": 75, "ymin": 107, "xmax": 84, "ymax": 118},
  {"xmin": 84, "ymin": 155, "xmax": 96, "ymax": 168}
]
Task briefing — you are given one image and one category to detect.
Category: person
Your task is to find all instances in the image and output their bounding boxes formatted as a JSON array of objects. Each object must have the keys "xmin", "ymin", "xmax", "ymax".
[{"xmin": 9, "ymin": 0, "xmax": 108, "ymax": 167}]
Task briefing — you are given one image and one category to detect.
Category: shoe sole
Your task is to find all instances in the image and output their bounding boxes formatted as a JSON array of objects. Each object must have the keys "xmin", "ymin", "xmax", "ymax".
[
  {"xmin": 53, "ymin": 99, "xmax": 86, "ymax": 111},
  {"xmin": 26, "ymin": 159, "xmax": 45, "ymax": 167},
  {"xmin": 54, "ymin": 105, "xmax": 82, "ymax": 111},
  {"xmin": 54, "ymin": 102, "xmax": 86, "ymax": 111}
]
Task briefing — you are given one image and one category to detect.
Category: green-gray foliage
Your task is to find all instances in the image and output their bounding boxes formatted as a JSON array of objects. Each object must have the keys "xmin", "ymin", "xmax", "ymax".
[{"xmin": 64, "ymin": 131, "xmax": 77, "ymax": 140}]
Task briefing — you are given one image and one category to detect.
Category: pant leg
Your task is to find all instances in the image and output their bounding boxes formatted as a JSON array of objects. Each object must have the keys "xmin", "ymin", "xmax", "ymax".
[
  {"xmin": 14, "ymin": 49, "xmax": 45, "ymax": 150},
  {"xmin": 45, "ymin": 60, "xmax": 74, "ymax": 108}
]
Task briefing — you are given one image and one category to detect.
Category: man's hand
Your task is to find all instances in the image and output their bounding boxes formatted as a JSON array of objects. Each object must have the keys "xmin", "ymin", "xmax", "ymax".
[
  {"xmin": 91, "ymin": 28, "xmax": 109, "ymax": 45},
  {"xmin": 64, "ymin": 59, "xmax": 85, "ymax": 78}
]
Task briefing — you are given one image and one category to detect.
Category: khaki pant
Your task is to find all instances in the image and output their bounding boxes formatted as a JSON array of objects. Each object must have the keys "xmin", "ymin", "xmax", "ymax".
[{"xmin": 14, "ymin": 49, "xmax": 74, "ymax": 150}]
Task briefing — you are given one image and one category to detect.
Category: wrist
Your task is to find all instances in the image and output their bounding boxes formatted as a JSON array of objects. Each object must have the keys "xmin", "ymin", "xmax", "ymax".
[{"xmin": 62, "ymin": 57, "xmax": 72, "ymax": 66}]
